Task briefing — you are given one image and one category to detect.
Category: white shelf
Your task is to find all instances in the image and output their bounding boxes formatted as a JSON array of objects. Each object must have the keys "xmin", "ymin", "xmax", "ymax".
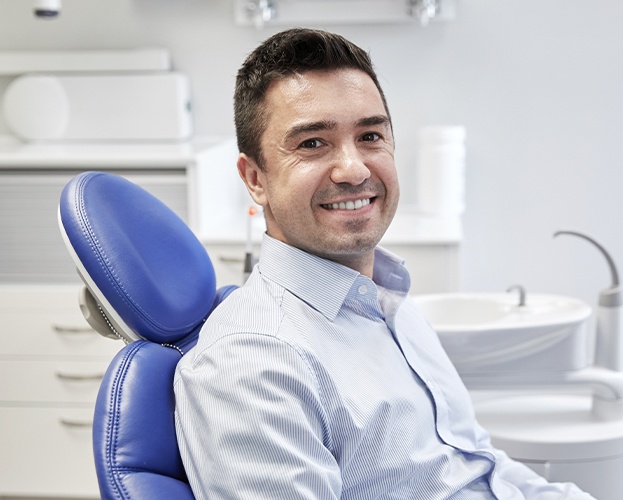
[
  {"xmin": 0, "ymin": 135, "xmax": 220, "ymax": 168},
  {"xmin": 0, "ymin": 48, "xmax": 171, "ymax": 75}
]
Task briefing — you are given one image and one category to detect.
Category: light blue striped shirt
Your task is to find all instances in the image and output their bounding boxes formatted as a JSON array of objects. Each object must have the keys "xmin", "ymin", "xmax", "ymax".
[{"xmin": 174, "ymin": 235, "xmax": 593, "ymax": 499}]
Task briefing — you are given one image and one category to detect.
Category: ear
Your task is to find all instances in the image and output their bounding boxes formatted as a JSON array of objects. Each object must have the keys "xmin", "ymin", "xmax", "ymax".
[{"xmin": 237, "ymin": 153, "xmax": 268, "ymax": 206}]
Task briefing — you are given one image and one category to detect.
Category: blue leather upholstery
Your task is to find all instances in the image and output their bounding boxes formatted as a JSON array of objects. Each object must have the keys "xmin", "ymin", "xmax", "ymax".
[
  {"xmin": 95, "ymin": 341, "xmax": 195, "ymax": 499},
  {"xmin": 58, "ymin": 171, "xmax": 236, "ymax": 499},
  {"xmin": 59, "ymin": 171, "xmax": 217, "ymax": 345}
]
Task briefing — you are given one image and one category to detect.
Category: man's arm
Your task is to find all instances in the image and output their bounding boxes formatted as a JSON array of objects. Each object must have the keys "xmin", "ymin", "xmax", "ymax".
[{"xmin": 174, "ymin": 332, "xmax": 342, "ymax": 499}]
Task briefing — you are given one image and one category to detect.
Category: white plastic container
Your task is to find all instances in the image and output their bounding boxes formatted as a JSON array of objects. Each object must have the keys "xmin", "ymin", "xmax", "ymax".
[
  {"xmin": 415, "ymin": 126, "xmax": 466, "ymax": 216},
  {"xmin": 2, "ymin": 73, "xmax": 192, "ymax": 141}
]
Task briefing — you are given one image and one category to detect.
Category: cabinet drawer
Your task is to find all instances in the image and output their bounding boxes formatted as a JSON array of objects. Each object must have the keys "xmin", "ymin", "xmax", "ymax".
[
  {"xmin": 0, "ymin": 406, "xmax": 99, "ymax": 498},
  {"xmin": 0, "ymin": 311, "xmax": 123, "ymax": 357},
  {"xmin": 0, "ymin": 283, "xmax": 82, "ymax": 310},
  {"xmin": 0, "ymin": 359, "xmax": 109, "ymax": 403}
]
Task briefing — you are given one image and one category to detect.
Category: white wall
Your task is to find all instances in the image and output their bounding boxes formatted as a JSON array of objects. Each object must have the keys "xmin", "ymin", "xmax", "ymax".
[{"xmin": 1, "ymin": 0, "xmax": 622, "ymax": 307}]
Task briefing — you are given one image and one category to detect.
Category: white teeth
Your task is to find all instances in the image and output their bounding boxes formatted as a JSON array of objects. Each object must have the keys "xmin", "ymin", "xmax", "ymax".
[{"xmin": 324, "ymin": 198, "xmax": 371, "ymax": 211}]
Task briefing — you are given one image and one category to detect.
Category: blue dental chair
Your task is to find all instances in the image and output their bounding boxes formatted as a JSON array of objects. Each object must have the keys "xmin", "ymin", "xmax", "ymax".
[{"xmin": 58, "ymin": 171, "xmax": 236, "ymax": 499}]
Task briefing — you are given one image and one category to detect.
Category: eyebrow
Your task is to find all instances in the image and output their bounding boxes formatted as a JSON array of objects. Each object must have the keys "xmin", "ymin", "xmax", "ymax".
[
  {"xmin": 356, "ymin": 115, "xmax": 391, "ymax": 129},
  {"xmin": 285, "ymin": 115, "xmax": 391, "ymax": 142},
  {"xmin": 285, "ymin": 120, "xmax": 337, "ymax": 142}
]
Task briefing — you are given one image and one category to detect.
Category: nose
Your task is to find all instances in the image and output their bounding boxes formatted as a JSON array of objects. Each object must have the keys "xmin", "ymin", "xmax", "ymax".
[{"xmin": 330, "ymin": 143, "xmax": 371, "ymax": 185}]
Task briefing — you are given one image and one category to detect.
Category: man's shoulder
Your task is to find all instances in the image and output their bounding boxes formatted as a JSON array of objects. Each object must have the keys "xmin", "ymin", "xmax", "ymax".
[
  {"xmin": 192, "ymin": 271, "xmax": 296, "ymax": 349},
  {"xmin": 179, "ymin": 274, "xmax": 318, "ymax": 373}
]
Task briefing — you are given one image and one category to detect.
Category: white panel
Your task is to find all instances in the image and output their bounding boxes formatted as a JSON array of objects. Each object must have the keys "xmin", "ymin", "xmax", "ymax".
[
  {"xmin": 192, "ymin": 137, "xmax": 256, "ymax": 243},
  {"xmin": 547, "ymin": 455, "xmax": 623, "ymax": 500},
  {"xmin": 3, "ymin": 73, "xmax": 193, "ymax": 141},
  {"xmin": 0, "ymin": 48, "xmax": 171, "ymax": 75},
  {"xmin": 0, "ymin": 313, "xmax": 121, "ymax": 357},
  {"xmin": 0, "ymin": 170, "xmax": 188, "ymax": 283},
  {"xmin": 0, "ymin": 283, "xmax": 82, "ymax": 310},
  {"xmin": 0, "ymin": 360, "xmax": 109, "ymax": 403},
  {"xmin": 0, "ymin": 407, "xmax": 99, "ymax": 498},
  {"xmin": 386, "ymin": 243, "xmax": 459, "ymax": 293}
]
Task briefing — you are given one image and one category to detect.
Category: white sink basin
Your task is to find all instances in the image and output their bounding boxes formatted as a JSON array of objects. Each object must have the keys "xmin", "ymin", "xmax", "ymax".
[{"xmin": 412, "ymin": 293, "xmax": 592, "ymax": 374}]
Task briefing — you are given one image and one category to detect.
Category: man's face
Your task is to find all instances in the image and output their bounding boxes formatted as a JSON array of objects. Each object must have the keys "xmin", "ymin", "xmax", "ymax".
[{"xmin": 238, "ymin": 68, "xmax": 399, "ymax": 276}]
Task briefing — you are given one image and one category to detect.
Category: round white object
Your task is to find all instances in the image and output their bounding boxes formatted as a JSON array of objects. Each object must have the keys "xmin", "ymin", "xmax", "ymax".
[{"xmin": 2, "ymin": 75, "xmax": 69, "ymax": 140}]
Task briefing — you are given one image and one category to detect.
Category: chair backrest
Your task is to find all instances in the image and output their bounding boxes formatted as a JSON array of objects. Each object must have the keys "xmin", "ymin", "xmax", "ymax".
[{"xmin": 58, "ymin": 171, "xmax": 235, "ymax": 499}]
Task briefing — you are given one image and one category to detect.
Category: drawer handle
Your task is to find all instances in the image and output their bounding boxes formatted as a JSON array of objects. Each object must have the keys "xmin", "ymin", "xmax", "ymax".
[
  {"xmin": 56, "ymin": 371, "xmax": 105, "ymax": 382},
  {"xmin": 59, "ymin": 417, "xmax": 93, "ymax": 429},
  {"xmin": 219, "ymin": 255, "xmax": 244, "ymax": 264},
  {"xmin": 53, "ymin": 324, "xmax": 95, "ymax": 334}
]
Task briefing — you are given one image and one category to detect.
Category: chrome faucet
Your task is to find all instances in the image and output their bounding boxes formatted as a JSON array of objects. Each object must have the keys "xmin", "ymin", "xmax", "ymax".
[{"xmin": 506, "ymin": 284, "xmax": 526, "ymax": 307}]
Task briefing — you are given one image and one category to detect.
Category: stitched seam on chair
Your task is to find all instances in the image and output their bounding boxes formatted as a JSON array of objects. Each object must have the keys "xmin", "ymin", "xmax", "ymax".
[
  {"xmin": 161, "ymin": 343, "xmax": 184, "ymax": 356},
  {"xmin": 112, "ymin": 465, "xmax": 169, "ymax": 474},
  {"xmin": 107, "ymin": 342, "xmax": 143, "ymax": 499},
  {"xmin": 76, "ymin": 175, "xmax": 124, "ymax": 317},
  {"xmin": 76, "ymin": 175, "xmax": 147, "ymax": 333},
  {"xmin": 76, "ymin": 175, "xmax": 158, "ymax": 335}
]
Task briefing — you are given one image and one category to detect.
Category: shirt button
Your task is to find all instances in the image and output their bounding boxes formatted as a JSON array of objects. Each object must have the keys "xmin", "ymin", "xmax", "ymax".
[{"xmin": 358, "ymin": 285, "xmax": 368, "ymax": 295}]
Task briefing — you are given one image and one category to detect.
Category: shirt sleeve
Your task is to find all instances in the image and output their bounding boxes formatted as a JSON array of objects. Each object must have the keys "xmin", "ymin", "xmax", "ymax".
[{"xmin": 174, "ymin": 332, "xmax": 342, "ymax": 499}]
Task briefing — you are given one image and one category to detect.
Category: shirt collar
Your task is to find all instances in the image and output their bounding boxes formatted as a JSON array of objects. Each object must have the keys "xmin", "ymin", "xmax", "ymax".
[{"xmin": 257, "ymin": 234, "xmax": 411, "ymax": 321}]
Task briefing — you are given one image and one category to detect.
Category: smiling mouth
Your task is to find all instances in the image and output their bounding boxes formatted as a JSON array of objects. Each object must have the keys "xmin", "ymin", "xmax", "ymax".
[{"xmin": 321, "ymin": 198, "xmax": 372, "ymax": 211}]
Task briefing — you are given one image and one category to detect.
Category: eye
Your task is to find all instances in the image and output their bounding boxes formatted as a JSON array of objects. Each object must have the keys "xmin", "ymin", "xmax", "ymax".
[
  {"xmin": 299, "ymin": 138, "xmax": 323, "ymax": 149},
  {"xmin": 361, "ymin": 132, "xmax": 381, "ymax": 142}
]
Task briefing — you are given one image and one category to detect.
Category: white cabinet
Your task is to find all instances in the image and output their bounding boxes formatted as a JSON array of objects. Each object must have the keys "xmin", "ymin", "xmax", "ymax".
[
  {"xmin": 0, "ymin": 284, "xmax": 123, "ymax": 498},
  {"xmin": 0, "ymin": 139, "xmax": 203, "ymax": 498}
]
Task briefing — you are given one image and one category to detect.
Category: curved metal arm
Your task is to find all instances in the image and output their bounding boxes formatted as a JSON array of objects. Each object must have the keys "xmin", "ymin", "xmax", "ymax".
[
  {"xmin": 506, "ymin": 284, "xmax": 526, "ymax": 307},
  {"xmin": 554, "ymin": 230, "xmax": 619, "ymax": 287}
]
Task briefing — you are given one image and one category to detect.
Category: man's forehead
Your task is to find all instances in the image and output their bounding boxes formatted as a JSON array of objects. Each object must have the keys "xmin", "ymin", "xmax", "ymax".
[
  {"xmin": 266, "ymin": 69, "xmax": 384, "ymax": 111},
  {"xmin": 264, "ymin": 69, "xmax": 367, "ymax": 99}
]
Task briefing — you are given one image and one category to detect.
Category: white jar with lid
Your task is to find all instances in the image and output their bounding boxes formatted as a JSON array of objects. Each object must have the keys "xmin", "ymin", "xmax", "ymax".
[{"xmin": 415, "ymin": 126, "xmax": 466, "ymax": 216}]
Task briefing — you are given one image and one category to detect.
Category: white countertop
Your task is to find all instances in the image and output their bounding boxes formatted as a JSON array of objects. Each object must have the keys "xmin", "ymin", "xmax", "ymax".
[{"xmin": 0, "ymin": 135, "xmax": 226, "ymax": 168}]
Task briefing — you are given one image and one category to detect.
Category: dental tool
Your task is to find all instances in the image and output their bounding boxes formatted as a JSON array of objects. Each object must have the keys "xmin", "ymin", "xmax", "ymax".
[{"xmin": 244, "ymin": 205, "xmax": 259, "ymax": 282}]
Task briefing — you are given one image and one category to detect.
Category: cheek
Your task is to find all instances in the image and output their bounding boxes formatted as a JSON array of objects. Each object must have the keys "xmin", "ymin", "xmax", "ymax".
[
  {"xmin": 376, "ymin": 154, "xmax": 398, "ymax": 185},
  {"xmin": 264, "ymin": 175, "xmax": 304, "ymax": 214},
  {"xmin": 386, "ymin": 166, "xmax": 400, "ymax": 191},
  {"xmin": 271, "ymin": 165, "xmax": 322, "ymax": 202}
]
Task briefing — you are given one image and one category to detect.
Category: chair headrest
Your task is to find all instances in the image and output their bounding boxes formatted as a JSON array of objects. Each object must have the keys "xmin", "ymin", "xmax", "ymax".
[{"xmin": 58, "ymin": 171, "xmax": 217, "ymax": 345}]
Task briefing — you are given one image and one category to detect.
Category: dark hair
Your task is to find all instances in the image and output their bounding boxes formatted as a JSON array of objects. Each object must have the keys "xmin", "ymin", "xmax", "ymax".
[{"xmin": 234, "ymin": 28, "xmax": 391, "ymax": 169}]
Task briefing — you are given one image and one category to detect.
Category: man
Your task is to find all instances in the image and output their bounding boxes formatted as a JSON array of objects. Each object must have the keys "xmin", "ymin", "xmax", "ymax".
[{"xmin": 174, "ymin": 28, "xmax": 593, "ymax": 499}]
